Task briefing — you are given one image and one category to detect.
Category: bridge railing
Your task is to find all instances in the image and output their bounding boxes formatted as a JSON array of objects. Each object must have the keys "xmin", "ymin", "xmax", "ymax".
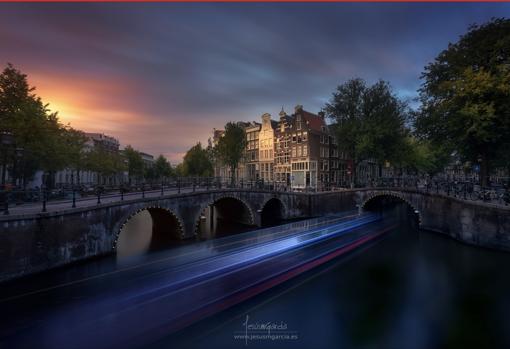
[
  {"xmin": 364, "ymin": 177, "xmax": 510, "ymax": 206},
  {"xmin": 1, "ymin": 176, "xmax": 508, "ymax": 216},
  {"xmin": 0, "ymin": 177, "xmax": 288, "ymax": 215}
]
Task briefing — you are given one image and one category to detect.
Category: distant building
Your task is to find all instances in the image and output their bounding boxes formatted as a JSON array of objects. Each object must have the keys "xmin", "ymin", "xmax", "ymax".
[
  {"xmin": 54, "ymin": 133, "xmax": 121, "ymax": 187},
  {"xmin": 274, "ymin": 108, "xmax": 291, "ymax": 185},
  {"xmin": 258, "ymin": 113, "xmax": 276, "ymax": 182},
  {"xmin": 85, "ymin": 133, "xmax": 120, "ymax": 153},
  {"xmin": 244, "ymin": 122, "xmax": 261, "ymax": 181},
  {"xmin": 140, "ymin": 152, "xmax": 155, "ymax": 168},
  {"xmin": 283, "ymin": 105, "xmax": 336, "ymax": 190},
  {"xmin": 211, "ymin": 105, "xmax": 349, "ymax": 190}
]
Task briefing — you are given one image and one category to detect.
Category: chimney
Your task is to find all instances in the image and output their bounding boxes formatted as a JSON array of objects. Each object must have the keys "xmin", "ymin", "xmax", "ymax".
[
  {"xmin": 294, "ymin": 104, "xmax": 303, "ymax": 113},
  {"xmin": 318, "ymin": 111, "xmax": 325, "ymax": 120}
]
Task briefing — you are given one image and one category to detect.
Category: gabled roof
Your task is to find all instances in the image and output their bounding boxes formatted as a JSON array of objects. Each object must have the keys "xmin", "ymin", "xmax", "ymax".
[{"xmin": 294, "ymin": 108, "xmax": 327, "ymax": 133}]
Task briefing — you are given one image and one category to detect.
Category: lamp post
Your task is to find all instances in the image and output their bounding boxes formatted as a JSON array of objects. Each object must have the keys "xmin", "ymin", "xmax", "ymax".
[
  {"xmin": 41, "ymin": 172, "xmax": 48, "ymax": 213},
  {"xmin": 96, "ymin": 187, "xmax": 101, "ymax": 205},
  {"xmin": 71, "ymin": 172, "xmax": 76, "ymax": 208}
]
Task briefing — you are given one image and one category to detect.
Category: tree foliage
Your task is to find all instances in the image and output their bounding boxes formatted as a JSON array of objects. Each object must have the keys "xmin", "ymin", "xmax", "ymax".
[
  {"xmin": 325, "ymin": 78, "xmax": 409, "ymax": 184},
  {"xmin": 84, "ymin": 146, "xmax": 125, "ymax": 185},
  {"xmin": 415, "ymin": 18, "xmax": 510, "ymax": 185},
  {"xmin": 123, "ymin": 145, "xmax": 144, "ymax": 183},
  {"xmin": 215, "ymin": 122, "xmax": 247, "ymax": 183},
  {"xmin": 0, "ymin": 63, "xmax": 88, "ymax": 187},
  {"xmin": 152, "ymin": 155, "xmax": 173, "ymax": 181},
  {"xmin": 182, "ymin": 142, "xmax": 213, "ymax": 177}
]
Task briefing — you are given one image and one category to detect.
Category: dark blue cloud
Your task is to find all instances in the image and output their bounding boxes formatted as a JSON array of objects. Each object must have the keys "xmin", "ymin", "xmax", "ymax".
[{"xmin": 0, "ymin": 3, "xmax": 508, "ymax": 161}]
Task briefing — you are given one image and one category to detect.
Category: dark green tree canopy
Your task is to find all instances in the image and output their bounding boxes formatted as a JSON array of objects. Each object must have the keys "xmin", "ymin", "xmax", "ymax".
[
  {"xmin": 183, "ymin": 142, "xmax": 213, "ymax": 177},
  {"xmin": 415, "ymin": 18, "xmax": 510, "ymax": 185},
  {"xmin": 123, "ymin": 145, "xmax": 144, "ymax": 181},
  {"xmin": 0, "ymin": 63, "xmax": 88, "ymax": 186},
  {"xmin": 216, "ymin": 122, "xmax": 247, "ymax": 183},
  {"xmin": 325, "ymin": 78, "xmax": 409, "ymax": 182},
  {"xmin": 153, "ymin": 154, "xmax": 173, "ymax": 180}
]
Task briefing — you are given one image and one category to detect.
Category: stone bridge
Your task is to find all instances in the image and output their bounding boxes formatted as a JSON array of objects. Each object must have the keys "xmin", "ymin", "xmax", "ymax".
[{"xmin": 1, "ymin": 188, "xmax": 509, "ymax": 282}]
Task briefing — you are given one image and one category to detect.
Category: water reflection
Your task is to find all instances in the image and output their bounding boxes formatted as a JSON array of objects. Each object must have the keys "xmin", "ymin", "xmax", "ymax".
[
  {"xmin": 155, "ymin": 211, "xmax": 510, "ymax": 349},
  {"xmin": 116, "ymin": 210, "xmax": 152, "ymax": 261}
]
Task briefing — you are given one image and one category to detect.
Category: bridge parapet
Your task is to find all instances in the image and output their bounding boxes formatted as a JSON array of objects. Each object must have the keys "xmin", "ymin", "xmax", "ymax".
[{"xmin": 0, "ymin": 187, "xmax": 508, "ymax": 283}]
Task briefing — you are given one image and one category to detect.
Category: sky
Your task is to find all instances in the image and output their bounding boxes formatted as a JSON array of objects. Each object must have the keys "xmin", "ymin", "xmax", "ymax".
[{"xmin": 0, "ymin": 3, "xmax": 509, "ymax": 163}]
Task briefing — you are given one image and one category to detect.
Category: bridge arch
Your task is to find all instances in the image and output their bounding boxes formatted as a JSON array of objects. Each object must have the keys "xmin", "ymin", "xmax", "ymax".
[
  {"xmin": 360, "ymin": 191, "xmax": 422, "ymax": 225},
  {"xmin": 114, "ymin": 205, "xmax": 185, "ymax": 256},
  {"xmin": 260, "ymin": 197, "xmax": 287, "ymax": 227},
  {"xmin": 194, "ymin": 195, "xmax": 256, "ymax": 238}
]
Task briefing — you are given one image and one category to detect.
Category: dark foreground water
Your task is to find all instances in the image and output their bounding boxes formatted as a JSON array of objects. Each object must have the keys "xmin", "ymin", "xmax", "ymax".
[{"xmin": 149, "ymin": 219, "xmax": 510, "ymax": 349}]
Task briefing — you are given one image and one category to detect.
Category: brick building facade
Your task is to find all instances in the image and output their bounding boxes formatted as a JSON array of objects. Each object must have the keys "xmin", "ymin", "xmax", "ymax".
[{"xmin": 212, "ymin": 105, "xmax": 350, "ymax": 190}]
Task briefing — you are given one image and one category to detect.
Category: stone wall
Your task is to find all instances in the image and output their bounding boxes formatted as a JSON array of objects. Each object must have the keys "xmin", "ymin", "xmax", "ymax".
[
  {"xmin": 418, "ymin": 195, "xmax": 510, "ymax": 251},
  {"xmin": 0, "ymin": 190, "xmax": 310, "ymax": 282},
  {"xmin": 1, "ymin": 188, "xmax": 508, "ymax": 283}
]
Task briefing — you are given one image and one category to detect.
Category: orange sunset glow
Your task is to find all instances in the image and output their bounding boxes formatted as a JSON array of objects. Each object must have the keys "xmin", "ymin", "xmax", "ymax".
[{"xmin": 2, "ymin": 3, "xmax": 508, "ymax": 163}]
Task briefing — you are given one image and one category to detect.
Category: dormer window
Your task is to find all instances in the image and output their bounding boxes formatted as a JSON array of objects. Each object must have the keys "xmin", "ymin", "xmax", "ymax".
[{"xmin": 296, "ymin": 115, "xmax": 302, "ymax": 130}]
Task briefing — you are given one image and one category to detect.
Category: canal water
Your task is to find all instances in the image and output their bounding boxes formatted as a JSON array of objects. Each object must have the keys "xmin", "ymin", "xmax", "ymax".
[{"xmin": 147, "ymin": 209, "xmax": 510, "ymax": 349}]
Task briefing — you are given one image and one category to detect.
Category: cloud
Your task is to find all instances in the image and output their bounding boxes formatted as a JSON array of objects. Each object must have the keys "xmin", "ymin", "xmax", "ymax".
[{"xmin": 1, "ymin": 3, "xmax": 509, "ymax": 162}]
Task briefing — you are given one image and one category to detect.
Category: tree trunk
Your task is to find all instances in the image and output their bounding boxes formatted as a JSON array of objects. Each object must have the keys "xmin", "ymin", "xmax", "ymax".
[
  {"xmin": 230, "ymin": 165, "xmax": 236, "ymax": 187},
  {"xmin": 1, "ymin": 156, "xmax": 7, "ymax": 186}
]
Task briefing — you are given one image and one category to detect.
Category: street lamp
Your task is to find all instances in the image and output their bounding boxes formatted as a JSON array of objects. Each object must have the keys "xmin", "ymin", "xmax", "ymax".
[
  {"xmin": 41, "ymin": 172, "xmax": 48, "ymax": 212},
  {"xmin": 71, "ymin": 172, "xmax": 76, "ymax": 208}
]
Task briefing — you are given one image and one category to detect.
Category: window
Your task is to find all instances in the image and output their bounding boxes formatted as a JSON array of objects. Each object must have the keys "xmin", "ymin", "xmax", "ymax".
[
  {"xmin": 303, "ymin": 146, "xmax": 308, "ymax": 156},
  {"xmin": 297, "ymin": 146, "xmax": 302, "ymax": 157}
]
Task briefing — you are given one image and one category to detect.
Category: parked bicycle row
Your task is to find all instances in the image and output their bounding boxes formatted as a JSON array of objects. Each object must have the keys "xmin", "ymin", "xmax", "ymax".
[{"xmin": 1, "ymin": 176, "xmax": 508, "ymax": 216}]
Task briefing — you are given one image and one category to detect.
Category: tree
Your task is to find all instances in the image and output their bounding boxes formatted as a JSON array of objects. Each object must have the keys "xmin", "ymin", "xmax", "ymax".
[
  {"xmin": 391, "ymin": 136, "xmax": 448, "ymax": 176},
  {"xmin": 216, "ymin": 122, "xmax": 247, "ymax": 184},
  {"xmin": 61, "ymin": 127, "xmax": 88, "ymax": 185},
  {"xmin": 123, "ymin": 145, "xmax": 144, "ymax": 184},
  {"xmin": 174, "ymin": 163, "xmax": 185, "ymax": 177},
  {"xmin": 182, "ymin": 142, "xmax": 213, "ymax": 177},
  {"xmin": 85, "ymin": 147, "xmax": 124, "ymax": 186},
  {"xmin": 153, "ymin": 155, "xmax": 173, "ymax": 182},
  {"xmin": 0, "ymin": 63, "xmax": 71, "ymax": 188},
  {"xmin": 415, "ymin": 18, "xmax": 510, "ymax": 186},
  {"xmin": 325, "ymin": 78, "xmax": 409, "ymax": 186}
]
